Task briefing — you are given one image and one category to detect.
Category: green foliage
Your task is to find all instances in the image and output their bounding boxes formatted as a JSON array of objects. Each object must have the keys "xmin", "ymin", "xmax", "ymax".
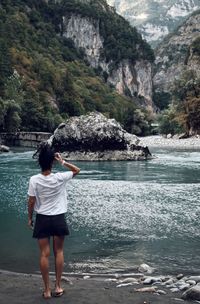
[
  {"xmin": 158, "ymin": 70, "xmax": 200, "ymax": 135},
  {"xmin": 153, "ymin": 91, "xmax": 171, "ymax": 110},
  {"xmin": 157, "ymin": 104, "xmax": 184, "ymax": 135},
  {"xmin": 0, "ymin": 0, "xmax": 153, "ymax": 135}
]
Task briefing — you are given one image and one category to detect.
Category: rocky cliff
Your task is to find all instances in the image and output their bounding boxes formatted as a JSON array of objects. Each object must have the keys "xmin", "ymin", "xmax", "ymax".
[
  {"xmin": 62, "ymin": 13, "xmax": 153, "ymax": 109},
  {"xmin": 48, "ymin": 112, "xmax": 151, "ymax": 161},
  {"xmin": 107, "ymin": 0, "xmax": 200, "ymax": 47},
  {"xmin": 154, "ymin": 10, "xmax": 200, "ymax": 93}
]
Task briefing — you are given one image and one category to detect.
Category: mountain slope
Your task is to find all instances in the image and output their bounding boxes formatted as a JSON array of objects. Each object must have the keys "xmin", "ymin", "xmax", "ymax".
[
  {"xmin": 0, "ymin": 0, "xmax": 153, "ymax": 135},
  {"xmin": 154, "ymin": 10, "xmax": 200, "ymax": 93},
  {"xmin": 107, "ymin": 0, "xmax": 200, "ymax": 46}
]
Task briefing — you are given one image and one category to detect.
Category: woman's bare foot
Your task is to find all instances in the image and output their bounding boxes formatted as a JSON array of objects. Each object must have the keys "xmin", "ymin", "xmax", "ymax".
[
  {"xmin": 43, "ymin": 290, "xmax": 51, "ymax": 299},
  {"xmin": 53, "ymin": 287, "xmax": 65, "ymax": 297}
]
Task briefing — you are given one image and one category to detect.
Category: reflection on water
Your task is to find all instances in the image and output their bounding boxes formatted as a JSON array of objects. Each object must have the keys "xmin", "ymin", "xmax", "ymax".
[{"xmin": 0, "ymin": 147, "xmax": 200, "ymax": 274}]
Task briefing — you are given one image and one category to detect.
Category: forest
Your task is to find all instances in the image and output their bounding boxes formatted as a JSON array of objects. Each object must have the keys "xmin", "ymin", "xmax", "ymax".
[{"xmin": 0, "ymin": 0, "xmax": 153, "ymax": 135}]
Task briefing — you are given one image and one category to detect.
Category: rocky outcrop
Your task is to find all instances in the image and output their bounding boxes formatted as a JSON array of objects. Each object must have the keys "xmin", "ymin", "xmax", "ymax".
[
  {"xmin": 154, "ymin": 11, "xmax": 200, "ymax": 92},
  {"xmin": 62, "ymin": 14, "xmax": 153, "ymax": 109},
  {"xmin": 48, "ymin": 112, "xmax": 151, "ymax": 161}
]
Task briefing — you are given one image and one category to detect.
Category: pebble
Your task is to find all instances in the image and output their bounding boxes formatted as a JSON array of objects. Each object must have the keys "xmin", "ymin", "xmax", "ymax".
[
  {"xmin": 118, "ymin": 278, "xmax": 138, "ymax": 284},
  {"xmin": 134, "ymin": 287, "xmax": 157, "ymax": 293},
  {"xmin": 116, "ymin": 282, "xmax": 134, "ymax": 288},
  {"xmin": 170, "ymin": 288, "xmax": 180, "ymax": 293},
  {"xmin": 104, "ymin": 278, "xmax": 118, "ymax": 282},
  {"xmin": 143, "ymin": 277, "xmax": 162, "ymax": 285},
  {"xmin": 186, "ymin": 280, "xmax": 196, "ymax": 286},
  {"xmin": 177, "ymin": 274, "xmax": 184, "ymax": 280},
  {"xmin": 157, "ymin": 289, "xmax": 167, "ymax": 295},
  {"xmin": 139, "ymin": 135, "xmax": 200, "ymax": 148}
]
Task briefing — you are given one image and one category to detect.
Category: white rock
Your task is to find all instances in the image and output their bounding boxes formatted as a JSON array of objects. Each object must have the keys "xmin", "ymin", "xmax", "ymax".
[
  {"xmin": 170, "ymin": 287, "xmax": 180, "ymax": 293},
  {"xmin": 138, "ymin": 263, "xmax": 155, "ymax": 274},
  {"xmin": 83, "ymin": 275, "xmax": 90, "ymax": 280},
  {"xmin": 119, "ymin": 278, "xmax": 138, "ymax": 284},
  {"xmin": 116, "ymin": 282, "xmax": 134, "ymax": 288},
  {"xmin": 186, "ymin": 280, "xmax": 196, "ymax": 286},
  {"xmin": 179, "ymin": 283, "xmax": 190, "ymax": 291},
  {"xmin": 157, "ymin": 289, "xmax": 167, "ymax": 295},
  {"xmin": 188, "ymin": 276, "xmax": 200, "ymax": 283},
  {"xmin": 104, "ymin": 278, "xmax": 118, "ymax": 282}
]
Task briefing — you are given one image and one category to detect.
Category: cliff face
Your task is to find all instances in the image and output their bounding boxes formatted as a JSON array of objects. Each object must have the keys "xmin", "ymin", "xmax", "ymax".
[
  {"xmin": 154, "ymin": 11, "xmax": 200, "ymax": 93},
  {"xmin": 107, "ymin": 0, "xmax": 200, "ymax": 47},
  {"xmin": 63, "ymin": 14, "xmax": 153, "ymax": 109}
]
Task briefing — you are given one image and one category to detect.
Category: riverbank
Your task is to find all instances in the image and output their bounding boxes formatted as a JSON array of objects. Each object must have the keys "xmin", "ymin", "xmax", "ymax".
[
  {"xmin": 139, "ymin": 135, "xmax": 200, "ymax": 148},
  {"xmin": 0, "ymin": 270, "xmax": 193, "ymax": 304}
]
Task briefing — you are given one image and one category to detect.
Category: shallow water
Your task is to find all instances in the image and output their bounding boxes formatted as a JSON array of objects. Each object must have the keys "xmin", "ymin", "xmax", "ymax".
[{"xmin": 0, "ymin": 147, "xmax": 200, "ymax": 275}]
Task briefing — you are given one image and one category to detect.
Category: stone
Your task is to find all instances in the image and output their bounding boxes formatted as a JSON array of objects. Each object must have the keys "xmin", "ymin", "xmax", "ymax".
[
  {"xmin": 0, "ymin": 145, "xmax": 10, "ymax": 152},
  {"xmin": 167, "ymin": 133, "xmax": 172, "ymax": 139},
  {"xmin": 134, "ymin": 287, "xmax": 157, "ymax": 293},
  {"xmin": 182, "ymin": 285, "xmax": 200, "ymax": 300},
  {"xmin": 157, "ymin": 289, "xmax": 167, "ymax": 295},
  {"xmin": 178, "ymin": 283, "xmax": 190, "ymax": 291},
  {"xmin": 186, "ymin": 280, "xmax": 196, "ymax": 286},
  {"xmin": 176, "ymin": 274, "xmax": 184, "ymax": 280},
  {"xmin": 187, "ymin": 276, "xmax": 200, "ymax": 283},
  {"xmin": 143, "ymin": 277, "xmax": 162, "ymax": 285},
  {"xmin": 138, "ymin": 264, "xmax": 155, "ymax": 274},
  {"xmin": 116, "ymin": 282, "xmax": 135, "ymax": 288},
  {"xmin": 49, "ymin": 112, "xmax": 152, "ymax": 161},
  {"xmin": 118, "ymin": 278, "xmax": 138, "ymax": 284}
]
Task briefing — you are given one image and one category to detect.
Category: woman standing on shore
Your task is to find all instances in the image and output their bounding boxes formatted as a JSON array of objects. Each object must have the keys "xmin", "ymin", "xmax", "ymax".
[{"xmin": 27, "ymin": 143, "xmax": 80, "ymax": 299}]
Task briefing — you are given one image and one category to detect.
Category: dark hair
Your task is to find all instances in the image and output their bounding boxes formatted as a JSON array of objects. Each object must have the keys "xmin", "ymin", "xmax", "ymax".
[{"xmin": 33, "ymin": 142, "xmax": 55, "ymax": 171}]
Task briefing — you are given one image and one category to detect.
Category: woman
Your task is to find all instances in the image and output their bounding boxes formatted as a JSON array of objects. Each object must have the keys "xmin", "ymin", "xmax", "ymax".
[{"xmin": 28, "ymin": 143, "xmax": 80, "ymax": 299}]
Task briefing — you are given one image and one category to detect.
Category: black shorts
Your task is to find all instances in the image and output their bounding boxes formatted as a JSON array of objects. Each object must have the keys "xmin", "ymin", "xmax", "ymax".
[{"xmin": 33, "ymin": 213, "xmax": 70, "ymax": 239}]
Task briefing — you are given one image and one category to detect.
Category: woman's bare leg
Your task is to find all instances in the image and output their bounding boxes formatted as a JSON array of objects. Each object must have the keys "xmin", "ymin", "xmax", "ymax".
[
  {"xmin": 53, "ymin": 235, "xmax": 65, "ymax": 293},
  {"xmin": 38, "ymin": 238, "xmax": 51, "ymax": 298}
]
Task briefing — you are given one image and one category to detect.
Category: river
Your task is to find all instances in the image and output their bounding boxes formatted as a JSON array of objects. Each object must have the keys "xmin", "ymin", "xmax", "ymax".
[{"xmin": 0, "ymin": 147, "xmax": 200, "ymax": 275}]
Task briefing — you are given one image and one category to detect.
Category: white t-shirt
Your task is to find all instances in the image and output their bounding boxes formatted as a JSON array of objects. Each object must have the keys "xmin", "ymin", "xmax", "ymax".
[{"xmin": 28, "ymin": 171, "xmax": 73, "ymax": 215}]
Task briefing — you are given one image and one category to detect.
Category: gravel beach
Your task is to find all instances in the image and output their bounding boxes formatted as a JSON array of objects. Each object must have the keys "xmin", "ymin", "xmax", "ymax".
[
  {"xmin": 139, "ymin": 135, "xmax": 200, "ymax": 149},
  {"xmin": 0, "ymin": 270, "xmax": 193, "ymax": 304}
]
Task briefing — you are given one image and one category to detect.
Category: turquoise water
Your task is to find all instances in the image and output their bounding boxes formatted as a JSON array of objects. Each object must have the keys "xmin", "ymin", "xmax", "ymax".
[{"xmin": 0, "ymin": 147, "xmax": 200, "ymax": 275}]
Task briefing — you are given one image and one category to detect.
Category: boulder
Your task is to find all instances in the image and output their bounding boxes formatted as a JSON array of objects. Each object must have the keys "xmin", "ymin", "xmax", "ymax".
[
  {"xmin": 0, "ymin": 145, "xmax": 10, "ymax": 152},
  {"xmin": 48, "ymin": 112, "xmax": 151, "ymax": 161},
  {"xmin": 182, "ymin": 285, "xmax": 200, "ymax": 300}
]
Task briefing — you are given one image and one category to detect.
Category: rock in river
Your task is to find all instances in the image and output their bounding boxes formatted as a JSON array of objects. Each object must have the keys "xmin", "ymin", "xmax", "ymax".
[
  {"xmin": 0, "ymin": 145, "xmax": 10, "ymax": 152},
  {"xmin": 48, "ymin": 112, "xmax": 151, "ymax": 161}
]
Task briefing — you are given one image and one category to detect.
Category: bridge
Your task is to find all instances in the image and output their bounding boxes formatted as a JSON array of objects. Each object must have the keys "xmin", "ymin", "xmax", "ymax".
[{"xmin": 0, "ymin": 132, "xmax": 52, "ymax": 148}]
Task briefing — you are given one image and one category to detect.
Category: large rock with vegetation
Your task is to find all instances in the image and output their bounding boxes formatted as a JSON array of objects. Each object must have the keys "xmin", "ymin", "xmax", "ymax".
[{"xmin": 49, "ymin": 112, "xmax": 151, "ymax": 161}]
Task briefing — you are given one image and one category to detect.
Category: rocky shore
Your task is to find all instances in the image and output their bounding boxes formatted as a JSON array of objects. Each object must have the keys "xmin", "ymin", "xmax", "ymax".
[
  {"xmin": 1, "ymin": 263, "xmax": 200, "ymax": 304},
  {"xmin": 138, "ymin": 135, "xmax": 200, "ymax": 149}
]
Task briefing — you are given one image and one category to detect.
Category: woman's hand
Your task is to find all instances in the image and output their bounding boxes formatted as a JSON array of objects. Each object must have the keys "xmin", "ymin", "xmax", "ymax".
[
  {"xmin": 28, "ymin": 218, "xmax": 34, "ymax": 230},
  {"xmin": 54, "ymin": 152, "xmax": 63, "ymax": 164}
]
